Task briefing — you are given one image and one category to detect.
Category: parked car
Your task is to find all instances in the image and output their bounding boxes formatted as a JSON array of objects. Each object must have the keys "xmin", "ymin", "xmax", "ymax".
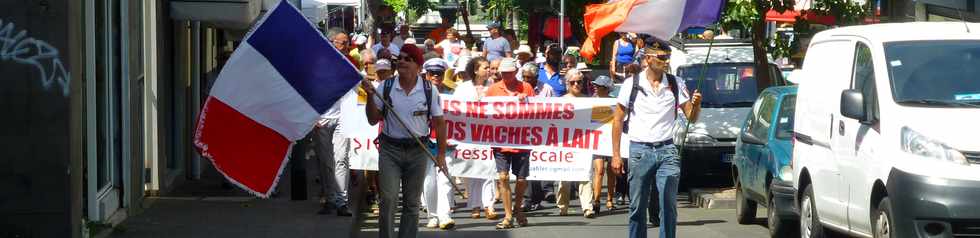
[
  {"xmin": 670, "ymin": 42, "xmax": 784, "ymax": 187},
  {"xmin": 733, "ymin": 86, "xmax": 798, "ymax": 237},
  {"xmin": 792, "ymin": 22, "xmax": 980, "ymax": 238}
]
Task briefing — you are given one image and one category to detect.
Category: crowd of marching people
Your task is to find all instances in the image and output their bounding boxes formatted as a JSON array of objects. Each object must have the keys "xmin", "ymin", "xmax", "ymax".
[{"xmin": 310, "ymin": 20, "xmax": 702, "ymax": 238}]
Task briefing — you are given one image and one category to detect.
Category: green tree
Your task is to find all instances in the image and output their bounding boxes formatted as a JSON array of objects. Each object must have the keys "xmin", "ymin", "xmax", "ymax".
[{"xmin": 719, "ymin": 0, "xmax": 868, "ymax": 93}]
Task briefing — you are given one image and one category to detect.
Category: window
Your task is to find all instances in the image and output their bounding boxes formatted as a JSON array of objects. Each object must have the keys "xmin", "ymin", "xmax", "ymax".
[
  {"xmin": 884, "ymin": 40, "xmax": 980, "ymax": 107},
  {"xmin": 774, "ymin": 95, "xmax": 796, "ymax": 140},
  {"xmin": 852, "ymin": 42, "xmax": 879, "ymax": 122},
  {"xmin": 748, "ymin": 93, "xmax": 777, "ymax": 139}
]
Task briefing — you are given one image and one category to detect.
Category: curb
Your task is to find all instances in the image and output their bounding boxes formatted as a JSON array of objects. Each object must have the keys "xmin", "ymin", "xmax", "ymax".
[{"xmin": 689, "ymin": 188, "xmax": 736, "ymax": 209}]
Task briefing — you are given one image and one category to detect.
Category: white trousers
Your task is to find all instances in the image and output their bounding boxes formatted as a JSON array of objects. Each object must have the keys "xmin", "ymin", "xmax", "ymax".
[
  {"xmin": 466, "ymin": 178, "xmax": 496, "ymax": 209},
  {"xmin": 422, "ymin": 159, "xmax": 454, "ymax": 221}
]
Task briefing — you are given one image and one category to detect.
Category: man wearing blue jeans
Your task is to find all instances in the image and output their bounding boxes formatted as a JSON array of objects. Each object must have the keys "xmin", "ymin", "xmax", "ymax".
[
  {"xmin": 611, "ymin": 37, "xmax": 701, "ymax": 238},
  {"xmin": 362, "ymin": 44, "xmax": 448, "ymax": 238}
]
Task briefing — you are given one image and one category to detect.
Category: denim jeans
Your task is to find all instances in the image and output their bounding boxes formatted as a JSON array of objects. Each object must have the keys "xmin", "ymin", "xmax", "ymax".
[
  {"xmin": 378, "ymin": 142, "xmax": 428, "ymax": 238},
  {"xmin": 627, "ymin": 142, "xmax": 681, "ymax": 238}
]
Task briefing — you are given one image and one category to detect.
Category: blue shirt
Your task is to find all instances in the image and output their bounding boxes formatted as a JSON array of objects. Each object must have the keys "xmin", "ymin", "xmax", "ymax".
[{"xmin": 538, "ymin": 66, "xmax": 566, "ymax": 96}]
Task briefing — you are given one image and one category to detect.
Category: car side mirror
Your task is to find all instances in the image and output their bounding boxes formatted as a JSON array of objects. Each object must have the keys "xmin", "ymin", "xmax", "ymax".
[
  {"xmin": 740, "ymin": 131, "xmax": 765, "ymax": 145},
  {"xmin": 841, "ymin": 89, "xmax": 866, "ymax": 121}
]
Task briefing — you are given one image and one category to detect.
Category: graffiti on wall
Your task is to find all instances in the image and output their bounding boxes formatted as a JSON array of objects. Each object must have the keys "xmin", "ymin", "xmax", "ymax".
[{"xmin": 0, "ymin": 18, "xmax": 70, "ymax": 97}]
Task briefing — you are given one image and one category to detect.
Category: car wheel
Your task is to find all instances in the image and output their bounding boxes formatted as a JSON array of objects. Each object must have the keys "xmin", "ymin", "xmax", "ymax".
[
  {"xmin": 768, "ymin": 190, "xmax": 799, "ymax": 237},
  {"xmin": 873, "ymin": 198, "xmax": 894, "ymax": 238},
  {"xmin": 800, "ymin": 185, "xmax": 824, "ymax": 238},
  {"xmin": 736, "ymin": 181, "xmax": 757, "ymax": 224}
]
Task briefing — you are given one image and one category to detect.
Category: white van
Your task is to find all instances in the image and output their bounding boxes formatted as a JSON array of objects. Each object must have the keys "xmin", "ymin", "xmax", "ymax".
[
  {"xmin": 669, "ymin": 41, "xmax": 783, "ymax": 187},
  {"xmin": 792, "ymin": 22, "xmax": 980, "ymax": 238}
]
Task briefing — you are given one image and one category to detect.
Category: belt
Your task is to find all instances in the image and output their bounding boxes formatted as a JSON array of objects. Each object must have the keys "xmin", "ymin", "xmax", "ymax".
[
  {"xmin": 379, "ymin": 134, "xmax": 428, "ymax": 148},
  {"xmin": 634, "ymin": 139, "xmax": 673, "ymax": 149}
]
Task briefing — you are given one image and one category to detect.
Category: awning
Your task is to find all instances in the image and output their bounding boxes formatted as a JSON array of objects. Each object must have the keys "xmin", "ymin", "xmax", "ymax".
[
  {"xmin": 765, "ymin": 9, "xmax": 836, "ymax": 25},
  {"xmin": 171, "ymin": 0, "xmax": 261, "ymax": 30},
  {"xmin": 301, "ymin": 0, "xmax": 361, "ymax": 24}
]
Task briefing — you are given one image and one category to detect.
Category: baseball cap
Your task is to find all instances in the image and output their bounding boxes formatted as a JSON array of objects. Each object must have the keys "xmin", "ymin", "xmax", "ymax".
[
  {"xmin": 400, "ymin": 44, "xmax": 425, "ymax": 66},
  {"xmin": 352, "ymin": 34, "xmax": 367, "ymax": 45},
  {"xmin": 375, "ymin": 59, "xmax": 392, "ymax": 71},
  {"xmin": 423, "ymin": 58, "xmax": 448, "ymax": 73},
  {"xmin": 592, "ymin": 75, "xmax": 614, "ymax": 88},
  {"xmin": 498, "ymin": 58, "xmax": 518, "ymax": 72},
  {"xmin": 643, "ymin": 36, "xmax": 672, "ymax": 53},
  {"xmin": 487, "ymin": 22, "xmax": 501, "ymax": 29}
]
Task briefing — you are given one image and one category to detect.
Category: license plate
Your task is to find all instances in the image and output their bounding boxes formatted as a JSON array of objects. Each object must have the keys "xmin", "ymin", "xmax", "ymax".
[{"xmin": 722, "ymin": 154, "xmax": 735, "ymax": 164}]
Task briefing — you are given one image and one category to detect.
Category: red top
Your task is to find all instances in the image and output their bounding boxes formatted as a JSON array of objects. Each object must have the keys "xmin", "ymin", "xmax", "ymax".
[{"xmin": 486, "ymin": 80, "xmax": 536, "ymax": 153}]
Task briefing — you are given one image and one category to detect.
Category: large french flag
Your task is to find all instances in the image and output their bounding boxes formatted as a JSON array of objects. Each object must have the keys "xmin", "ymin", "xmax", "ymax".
[
  {"xmin": 580, "ymin": 0, "xmax": 724, "ymax": 60},
  {"xmin": 194, "ymin": 0, "xmax": 361, "ymax": 197}
]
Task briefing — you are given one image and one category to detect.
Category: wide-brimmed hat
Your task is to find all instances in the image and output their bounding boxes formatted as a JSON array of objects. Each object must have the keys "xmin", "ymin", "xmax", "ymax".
[{"xmin": 514, "ymin": 45, "xmax": 532, "ymax": 56}]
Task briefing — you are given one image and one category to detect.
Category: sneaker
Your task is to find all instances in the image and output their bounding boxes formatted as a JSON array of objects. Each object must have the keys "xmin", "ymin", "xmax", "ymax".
[
  {"xmin": 317, "ymin": 204, "xmax": 335, "ymax": 215},
  {"xmin": 426, "ymin": 219, "xmax": 439, "ymax": 228},
  {"xmin": 336, "ymin": 205, "xmax": 352, "ymax": 217},
  {"xmin": 439, "ymin": 219, "xmax": 456, "ymax": 230},
  {"xmin": 584, "ymin": 210, "xmax": 596, "ymax": 219}
]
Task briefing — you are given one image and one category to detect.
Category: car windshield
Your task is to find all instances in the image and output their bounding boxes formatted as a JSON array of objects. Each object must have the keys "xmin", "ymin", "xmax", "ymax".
[
  {"xmin": 885, "ymin": 40, "xmax": 980, "ymax": 107},
  {"xmin": 677, "ymin": 63, "xmax": 779, "ymax": 108}
]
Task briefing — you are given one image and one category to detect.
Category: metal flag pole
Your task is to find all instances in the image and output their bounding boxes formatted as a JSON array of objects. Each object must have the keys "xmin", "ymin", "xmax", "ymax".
[{"xmin": 367, "ymin": 85, "xmax": 466, "ymax": 199}]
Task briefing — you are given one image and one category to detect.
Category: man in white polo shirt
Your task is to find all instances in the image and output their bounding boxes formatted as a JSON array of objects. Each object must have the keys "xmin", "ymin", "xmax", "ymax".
[
  {"xmin": 361, "ymin": 44, "xmax": 448, "ymax": 238},
  {"xmin": 611, "ymin": 37, "xmax": 701, "ymax": 238}
]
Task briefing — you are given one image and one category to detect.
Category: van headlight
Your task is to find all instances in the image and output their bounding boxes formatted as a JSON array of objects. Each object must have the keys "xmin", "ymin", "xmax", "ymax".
[
  {"xmin": 901, "ymin": 127, "xmax": 967, "ymax": 165},
  {"xmin": 685, "ymin": 132, "xmax": 718, "ymax": 144}
]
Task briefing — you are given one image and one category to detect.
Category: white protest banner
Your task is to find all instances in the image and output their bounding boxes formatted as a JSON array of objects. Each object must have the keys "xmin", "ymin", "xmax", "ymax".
[
  {"xmin": 348, "ymin": 136, "xmax": 379, "ymax": 171},
  {"xmin": 448, "ymin": 145, "xmax": 497, "ymax": 179},
  {"xmin": 440, "ymin": 95, "xmax": 627, "ymax": 156},
  {"xmin": 527, "ymin": 150, "xmax": 593, "ymax": 181}
]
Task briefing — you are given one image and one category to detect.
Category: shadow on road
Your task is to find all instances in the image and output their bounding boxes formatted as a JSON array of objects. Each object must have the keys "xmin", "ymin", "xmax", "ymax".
[{"xmin": 677, "ymin": 219, "xmax": 726, "ymax": 226}]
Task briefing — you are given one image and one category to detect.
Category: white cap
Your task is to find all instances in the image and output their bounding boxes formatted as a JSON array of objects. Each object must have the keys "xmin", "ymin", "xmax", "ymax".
[
  {"xmin": 499, "ymin": 58, "xmax": 518, "ymax": 73},
  {"xmin": 513, "ymin": 45, "xmax": 532, "ymax": 56},
  {"xmin": 423, "ymin": 58, "xmax": 448, "ymax": 73},
  {"xmin": 575, "ymin": 62, "xmax": 592, "ymax": 72},
  {"xmin": 376, "ymin": 59, "xmax": 392, "ymax": 71},
  {"xmin": 352, "ymin": 34, "xmax": 367, "ymax": 45},
  {"xmin": 534, "ymin": 52, "xmax": 546, "ymax": 64}
]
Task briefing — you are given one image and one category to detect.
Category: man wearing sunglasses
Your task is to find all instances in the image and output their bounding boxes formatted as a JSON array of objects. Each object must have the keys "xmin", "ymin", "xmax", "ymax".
[
  {"xmin": 362, "ymin": 44, "xmax": 449, "ymax": 238},
  {"xmin": 611, "ymin": 37, "xmax": 702, "ymax": 238}
]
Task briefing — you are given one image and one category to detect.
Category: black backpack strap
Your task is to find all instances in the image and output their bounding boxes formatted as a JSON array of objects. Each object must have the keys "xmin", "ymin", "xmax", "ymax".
[
  {"xmin": 382, "ymin": 78, "xmax": 394, "ymax": 120},
  {"xmin": 624, "ymin": 73, "xmax": 641, "ymax": 134},
  {"xmin": 423, "ymin": 79, "xmax": 432, "ymax": 119},
  {"xmin": 666, "ymin": 74, "xmax": 679, "ymax": 120}
]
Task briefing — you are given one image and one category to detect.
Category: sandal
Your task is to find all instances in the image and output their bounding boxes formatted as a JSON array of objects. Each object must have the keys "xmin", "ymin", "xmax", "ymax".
[
  {"xmin": 516, "ymin": 213, "xmax": 528, "ymax": 227},
  {"xmin": 471, "ymin": 208, "xmax": 481, "ymax": 219},
  {"xmin": 486, "ymin": 208, "xmax": 499, "ymax": 220},
  {"xmin": 607, "ymin": 201, "xmax": 616, "ymax": 210},
  {"xmin": 495, "ymin": 218, "xmax": 515, "ymax": 230}
]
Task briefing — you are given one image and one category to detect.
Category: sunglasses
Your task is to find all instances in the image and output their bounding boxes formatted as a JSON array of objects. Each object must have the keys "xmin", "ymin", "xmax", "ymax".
[
  {"xmin": 568, "ymin": 80, "xmax": 584, "ymax": 85},
  {"xmin": 396, "ymin": 55, "xmax": 412, "ymax": 62},
  {"xmin": 645, "ymin": 54, "xmax": 670, "ymax": 61},
  {"xmin": 427, "ymin": 71, "xmax": 444, "ymax": 76}
]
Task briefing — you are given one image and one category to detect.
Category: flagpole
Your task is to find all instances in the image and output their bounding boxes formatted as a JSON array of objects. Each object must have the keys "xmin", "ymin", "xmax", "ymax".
[
  {"xmin": 367, "ymin": 87, "xmax": 466, "ymax": 199},
  {"xmin": 679, "ymin": 30, "xmax": 715, "ymax": 153},
  {"xmin": 559, "ymin": 0, "xmax": 564, "ymax": 49}
]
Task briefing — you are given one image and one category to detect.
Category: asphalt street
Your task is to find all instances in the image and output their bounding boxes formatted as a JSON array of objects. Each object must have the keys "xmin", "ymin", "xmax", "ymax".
[{"xmin": 357, "ymin": 193, "xmax": 773, "ymax": 238}]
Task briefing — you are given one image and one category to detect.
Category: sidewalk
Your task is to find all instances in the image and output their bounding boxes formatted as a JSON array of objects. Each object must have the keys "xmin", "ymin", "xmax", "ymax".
[{"xmin": 112, "ymin": 154, "xmax": 355, "ymax": 238}]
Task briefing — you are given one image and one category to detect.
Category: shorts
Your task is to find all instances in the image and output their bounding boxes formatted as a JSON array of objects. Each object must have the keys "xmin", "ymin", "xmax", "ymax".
[
  {"xmin": 593, "ymin": 155, "xmax": 612, "ymax": 161},
  {"xmin": 494, "ymin": 150, "xmax": 530, "ymax": 179}
]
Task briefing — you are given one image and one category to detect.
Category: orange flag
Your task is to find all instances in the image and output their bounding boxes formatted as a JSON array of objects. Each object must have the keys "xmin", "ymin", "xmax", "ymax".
[{"xmin": 580, "ymin": 0, "xmax": 647, "ymax": 61}]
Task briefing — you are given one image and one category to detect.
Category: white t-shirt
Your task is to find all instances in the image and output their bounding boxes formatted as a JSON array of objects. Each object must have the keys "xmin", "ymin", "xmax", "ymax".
[
  {"xmin": 372, "ymin": 77, "xmax": 444, "ymax": 138},
  {"xmin": 438, "ymin": 39, "xmax": 467, "ymax": 67},
  {"xmin": 616, "ymin": 69, "xmax": 690, "ymax": 143},
  {"xmin": 453, "ymin": 80, "xmax": 490, "ymax": 100}
]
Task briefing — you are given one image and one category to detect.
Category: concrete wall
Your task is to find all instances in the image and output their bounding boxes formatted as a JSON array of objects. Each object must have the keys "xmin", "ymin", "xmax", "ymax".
[{"xmin": 0, "ymin": 0, "xmax": 75, "ymax": 237}]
